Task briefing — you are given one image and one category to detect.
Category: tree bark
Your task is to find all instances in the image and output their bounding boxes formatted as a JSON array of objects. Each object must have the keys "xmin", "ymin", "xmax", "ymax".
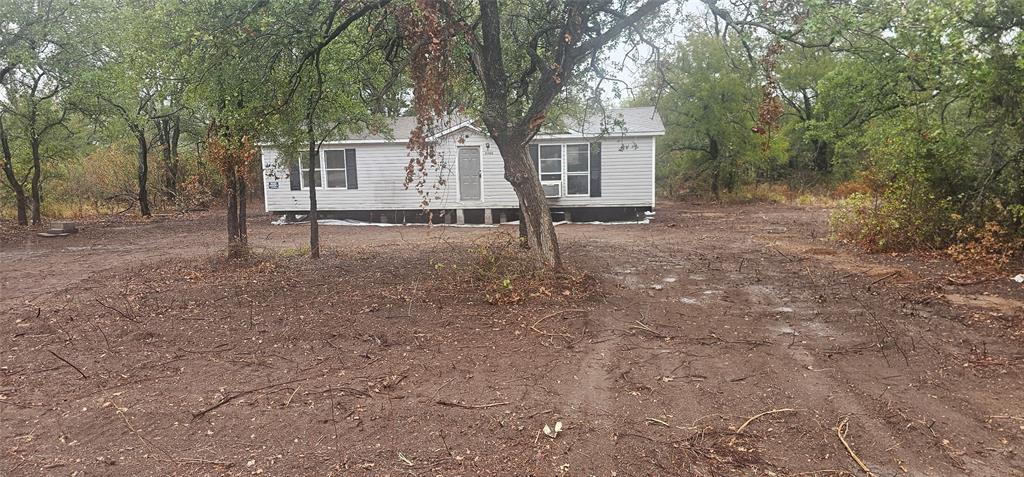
[
  {"xmin": 517, "ymin": 197, "xmax": 529, "ymax": 248},
  {"xmin": 1, "ymin": 116, "xmax": 28, "ymax": 225},
  {"xmin": 171, "ymin": 116, "xmax": 180, "ymax": 174},
  {"xmin": 457, "ymin": 0, "xmax": 665, "ymax": 269},
  {"xmin": 157, "ymin": 117, "xmax": 179, "ymax": 198},
  {"xmin": 29, "ymin": 138, "xmax": 42, "ymax": 225},
  {"xmin": 224, "ymin": 153, "xmax": 249, "ymax": 259},
  {"xmin": 709, "ymin": 137, "xmax": 721, "ymax": 200},
  {"xmin": 238, "ymin": 168, "xmax": 248, "ymax": 247},
  {"xmin": 136, "ymin": 131, "xmax": 151, "ymax": 217},
  {"xmin": 811, "ymin": 138, "xmax": 831, "ymax": 173},
  {"xmin": 307, "ymin": 135, "xmax": 320, "ymax": 259},
  {"xmin": 225, "ymin": 164, "xmax": 241, "ymax": 258},
  {"xmin": 495, "ymin": 139, "xmax": 560, "ymax": 268}
]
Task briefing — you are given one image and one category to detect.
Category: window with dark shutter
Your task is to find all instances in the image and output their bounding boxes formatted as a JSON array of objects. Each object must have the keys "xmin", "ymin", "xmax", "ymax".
[
  {"xmin": 345, "ymin": 149, "xmax": 357, "ymax": 189},
  {"xmin": 296, "ymin": 154, "xmax": 319, "ymax": 188},
  {"xmin": 289, "ymin": 158, "xmax": 301, "ymax": 190},
  {"xmin": 589, "ymin": 142, "xmax": 601, "ymax": 197}
]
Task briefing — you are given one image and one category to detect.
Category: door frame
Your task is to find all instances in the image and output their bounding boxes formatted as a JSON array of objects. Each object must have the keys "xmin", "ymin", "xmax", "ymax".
[{"xmin": 456, "ymin": 145, "xmax": 483, "ymax": 202}]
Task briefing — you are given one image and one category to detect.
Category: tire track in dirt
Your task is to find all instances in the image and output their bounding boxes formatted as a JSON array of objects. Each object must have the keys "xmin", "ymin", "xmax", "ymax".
[
  {"xmin": 741, "ymin": 232, "xmax": 1022, "ymax": 476},
  {"xmin": 562, "ymin": 314, "xmax": 619, "ymax": 469}
]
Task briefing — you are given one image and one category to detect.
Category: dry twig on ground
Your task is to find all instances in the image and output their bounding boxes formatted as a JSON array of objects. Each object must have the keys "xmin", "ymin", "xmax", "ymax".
[
  {"xmin": 530, "ymin": 309, "xmax": 584, "ymax": 337},
  {"xmin": 735, "ymin": 408, "xmax": 796, "ymax": 434},
  {"xmin": 47, "ymin": 350, "xmax": 87, "ymax": 379},
  {"xmin": 435, "ymin": 400, "xmax": 511, "ymax": 409},
  {"xmin": 837, "ymin": 417, "xmax": 877, "ymax": 477},
  {"xmin": 192, "ymin": 377, "xmax": 311, "ymax": 420}
]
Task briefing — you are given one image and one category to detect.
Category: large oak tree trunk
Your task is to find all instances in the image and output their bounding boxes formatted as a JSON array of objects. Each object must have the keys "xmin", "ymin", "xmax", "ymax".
[
  {"xmin": 29, "ymin": 138, "xmax": 42, "ymax": 225},
  {"xmin": 496, "ymin": 139, "xmax": 561, "ymax": 269},
  {"xmin": 0, "ymin": 116, "xmax": 28, "ymax": 225},
  {"xmin": 136, "ymin": 131, "xmax": 151, "ymax": 217}
]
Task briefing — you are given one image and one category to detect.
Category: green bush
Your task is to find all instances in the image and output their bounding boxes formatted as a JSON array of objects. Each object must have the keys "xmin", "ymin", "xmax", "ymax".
[{"xmin": 831, "ymin": 191, "xmax": 958, "ymax": 252}]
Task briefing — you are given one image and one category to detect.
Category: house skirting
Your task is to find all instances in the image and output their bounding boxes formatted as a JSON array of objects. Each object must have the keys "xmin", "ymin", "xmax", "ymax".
[{"xmin": 277, "ymin": 206, "xmax": 651, "ymax": 225}]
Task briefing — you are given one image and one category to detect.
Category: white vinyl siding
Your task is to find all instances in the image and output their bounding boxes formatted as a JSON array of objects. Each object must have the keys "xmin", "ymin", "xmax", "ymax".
[{"xmin": 262, "ymin": 131, "xmax": 655, "ymax": 211}]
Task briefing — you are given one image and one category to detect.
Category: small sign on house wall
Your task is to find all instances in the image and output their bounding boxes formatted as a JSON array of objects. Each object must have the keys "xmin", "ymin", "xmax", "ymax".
[{"xmin": 268, "ymin": 181, "xmax": 279, "ymax": 189}]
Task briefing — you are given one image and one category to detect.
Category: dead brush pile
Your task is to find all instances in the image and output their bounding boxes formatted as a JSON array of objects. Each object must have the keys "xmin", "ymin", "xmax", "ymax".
[{"xmin": 431, "ymin": 231, "xmax": 596, "ymax": 306}]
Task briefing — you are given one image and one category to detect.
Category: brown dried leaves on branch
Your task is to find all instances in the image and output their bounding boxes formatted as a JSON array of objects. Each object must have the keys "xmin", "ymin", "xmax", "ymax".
[
  {"xmin": 754, "ymin": 41, "xmax": 784, "ymax": 153},
  {"xmin": 399, "ymin": 0, "xmax": 455, "ymax": 210},
  {"xmin": 204, "ymin": 133, "xmax": 258, "ymax": 185}
]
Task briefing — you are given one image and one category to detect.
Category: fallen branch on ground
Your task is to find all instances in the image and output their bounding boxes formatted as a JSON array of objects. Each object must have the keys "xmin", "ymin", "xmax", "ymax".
[
  {"xmin": 176, "ymin": 458, "xmax": 234, "ymax": 467},
  {"xmin": 645, "ymin": 417, "xmax": 670, "ymax": 427},
  {"xmin": 115, "ymin": 402, "xmax": 177, "ymax": 462},
  {"xmin": 48, "ymin": 350, "xmax": 87, "ymax": 379},
  {"xmin": 989, "ymin": 415, "xmax": 1024, "ymax": 422},
  {"xmin": 837, "ymin": 417, "xmax": 877, "ymax": 477},
  {"xmin": 95, "ymin": 298, "xmax": 141, "ymax": 324},
  {"xmin": 436, "ymin": 400, "xmax": 510, "ymax": 409},
  {"xmin": 192, "ymin": 377, "xmax": 311, "ymax": 420},
  {"xmin": 530, "ymin": 309, "xmax": 584, "ymax": 338},
  {"xmin": 629, "ymin": 320, "xmax": 668, "ymax": 338},
  {"xmin": 735, "ymin": 408, "xmax": 796, "ymax": 434},
  {"xmin": 946, "ymin": 275, "xmax": 993, "ymax": 286},
  {"xmin": 283, "ymin": 385, "xmax": 301, "ymax": 407},
  {"xmin": 867, "ymin": 271, "xmax": 899, "ymax": 289},
  {"xmin": 699, "ymin": 334, "xmax": 771, "ymax": 347}
]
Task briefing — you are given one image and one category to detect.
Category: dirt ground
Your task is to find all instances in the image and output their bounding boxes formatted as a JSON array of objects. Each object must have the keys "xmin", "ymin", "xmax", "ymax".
[{"xmin": 2, "ymin": 201, "xmax": 1023, "ymax": 476}]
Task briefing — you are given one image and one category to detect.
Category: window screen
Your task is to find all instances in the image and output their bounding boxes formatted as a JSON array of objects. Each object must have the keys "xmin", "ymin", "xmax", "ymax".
[{"xmin": 566, "ymin": 144, "xmax": 589, "ymax": 195}]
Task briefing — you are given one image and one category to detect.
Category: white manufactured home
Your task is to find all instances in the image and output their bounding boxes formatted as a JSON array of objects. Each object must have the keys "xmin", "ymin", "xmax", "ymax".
[{"xmin": 261, "ymin": 107, "xmax": 664, "ymax": 224}]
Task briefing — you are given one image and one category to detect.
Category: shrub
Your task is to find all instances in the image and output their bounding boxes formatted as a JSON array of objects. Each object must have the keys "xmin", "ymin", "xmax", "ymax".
[
  {"xmin": 948, "ymin": 220, "xmax": 1024, "ymax": 272},
  {"xmin": 722, "ymin": 183, "xmax": 792, "ymax": 204},
  {"xmin": 433, "ymin": 232, "xmax": 593, "ymax": 305},
  {"xmin": 174, "ymin": 175, "xmax": 215, "ymax": 211},
  {"xmin": 830, "ymin": 190, "xmax": 958, "ymax": 252}
]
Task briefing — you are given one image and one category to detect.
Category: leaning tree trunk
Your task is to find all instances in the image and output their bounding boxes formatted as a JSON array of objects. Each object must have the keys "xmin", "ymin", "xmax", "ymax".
[
  {"xmin": 29, "ymin": 138, "xmax": 43, "ymax": 225},
  {"xmin": 307, "ymin": 136, "xmax": 320, "ymax": 259},
  {"xmin": 136, "ymin": 131, "xmax": 151, "ymax": 217},
  {"xmin": 497, "ymin": 140, "xmax": 561, "ymax": 269},
  {"xmin": 1, "ymin": 117, "xmax": 28, "ymax": 225}
]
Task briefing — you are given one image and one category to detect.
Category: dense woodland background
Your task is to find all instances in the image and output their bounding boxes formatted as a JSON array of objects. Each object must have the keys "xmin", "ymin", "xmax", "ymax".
[{"xmin": 2, "ymin": 0, "xmax": 1023, "ymax": 269}]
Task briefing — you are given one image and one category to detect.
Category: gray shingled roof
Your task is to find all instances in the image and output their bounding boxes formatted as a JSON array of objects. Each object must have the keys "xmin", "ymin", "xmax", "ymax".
[
  {"xmin": 542, "ymin": 106, "xmax": 665, "ymax": 137},
  {"xmin": 341, "ymin": 107, "xmax": 663, "ymax": 142}
]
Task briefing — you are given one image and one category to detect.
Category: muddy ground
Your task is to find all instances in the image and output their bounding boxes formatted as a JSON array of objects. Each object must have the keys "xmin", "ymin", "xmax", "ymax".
[{"xmin": 1, "ymin": 201, "xmax": 1023, "ymax": 476}]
